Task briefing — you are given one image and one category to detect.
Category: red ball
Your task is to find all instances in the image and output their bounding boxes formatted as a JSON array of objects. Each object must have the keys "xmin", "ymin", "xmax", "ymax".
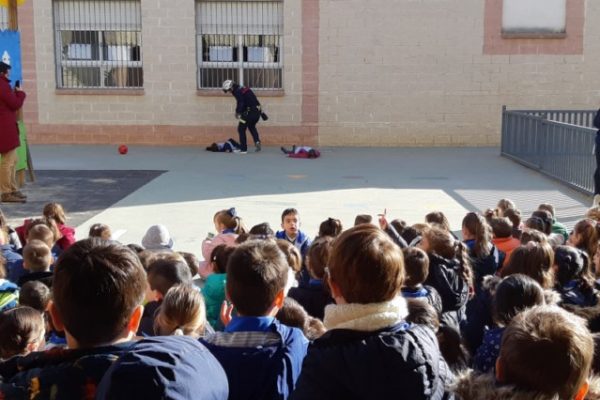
[{"xmin": 118, "ymin": 145, "xmax": 128, "ymax": 155}]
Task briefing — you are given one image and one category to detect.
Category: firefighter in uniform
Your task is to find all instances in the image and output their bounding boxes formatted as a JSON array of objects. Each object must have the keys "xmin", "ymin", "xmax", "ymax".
[{"xmin": 222, "ymin": 80, "xmax": 262, "ymax": 154}]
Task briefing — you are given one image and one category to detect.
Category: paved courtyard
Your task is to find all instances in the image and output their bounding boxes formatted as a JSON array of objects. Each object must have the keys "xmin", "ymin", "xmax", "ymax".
[{"xmin": 4, "ymin": 145, "xmax": 591, "ymax": 256}]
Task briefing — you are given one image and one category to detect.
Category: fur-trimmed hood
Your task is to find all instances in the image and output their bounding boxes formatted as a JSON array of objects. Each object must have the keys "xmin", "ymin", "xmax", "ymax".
[
  {"xmin": 452, "ymin": 370, "xmax": 600, "ymax": 400},
  {"xmin": 323, "ymin": 296, "xmax": 409, "ymax": 331}
]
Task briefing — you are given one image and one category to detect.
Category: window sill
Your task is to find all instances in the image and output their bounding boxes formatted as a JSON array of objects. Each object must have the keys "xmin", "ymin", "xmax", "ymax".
[
  {"xmin": 55, "ymin": 88, "xmax": 145, "ymax": 96},
  {"xmin": 197, "ymin": 89, "xmax": 285, "ymax": 97},
  {"xmin": 501, "ymin": 31, "xmax": 567, "ymax": 39}
]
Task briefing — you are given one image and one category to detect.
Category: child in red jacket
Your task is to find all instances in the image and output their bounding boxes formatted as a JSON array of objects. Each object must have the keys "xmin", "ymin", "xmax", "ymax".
[{"xmin": 43, "ymin": 203, "xmax": 76, "ymax": 251}]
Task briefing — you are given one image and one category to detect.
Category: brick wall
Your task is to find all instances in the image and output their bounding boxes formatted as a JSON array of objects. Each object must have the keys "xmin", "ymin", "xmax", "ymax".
[
  {"xmin": 23, "ymin": 0, "xmax": 307, "ymax": 145},
  {"xmin": 318, "ymin": 0, "xmax": 599, "ymax": 146},
  {"xmin": 19, "ymin": 0, "xmax": 600, "ymax": 147}
]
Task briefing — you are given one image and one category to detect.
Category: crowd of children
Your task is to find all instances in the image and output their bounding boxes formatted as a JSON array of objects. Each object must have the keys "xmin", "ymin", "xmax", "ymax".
[{"xmin": 1, "ymin": 200, "xmax": 600, "ymax": 399}]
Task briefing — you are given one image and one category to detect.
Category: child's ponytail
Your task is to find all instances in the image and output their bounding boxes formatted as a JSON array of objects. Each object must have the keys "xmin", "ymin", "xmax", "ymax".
[
  {"xmin": 215, "ymin": 208, "xmax": 247, "ymax": 235},
  {"xmin": 455, "ymin": 241, "xmax": 474, "ymax": 288},
  {"xmin": 153, "ymin": 285, "xmax": 206, "ymax": 338},
  {"xmin": 462, "ymin": 212, "xmax": 491, "ymax": 258},
  {"xmin": 578, "ymin": 250, "xmax": 595, "ymax": 295},
  {"xmin": 233, "ymin": 216, "xmax": 248, "ymax": 235}
]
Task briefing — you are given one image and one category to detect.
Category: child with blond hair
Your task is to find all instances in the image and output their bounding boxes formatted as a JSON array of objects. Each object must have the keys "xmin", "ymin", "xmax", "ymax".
[{"xmin": 154, "ymin": 284, "xmax": 208, "ymax": 338}]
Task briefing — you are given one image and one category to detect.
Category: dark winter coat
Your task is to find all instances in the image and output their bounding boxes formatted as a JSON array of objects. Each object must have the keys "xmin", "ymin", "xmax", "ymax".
[
  {"xmin": 201, "ymin": 319, "xmax": 308, "ymax": 400},
  {"xmin": 17, "ymin": 271, "xmax": 53, "ymax": 288},
  {"xmin": 594, "ymin": 108, "xmax": 600, "ymax": 130},
  {"xmin": 384, "ymin": 225, "xmax": 408, "ymax": 248},
  {"xmin": 0, "ymin": 76, "xmax": 25, "ymax": 154},
  {"xmin": 233, "ymin": 86, "xmax": 260, "ymax": 115},
  {"xmin": 95, "ymin": 336, "xmax": 229, "ymax": 400},
  {"xmin": 453, "ymin": 370, "xmax": 600, "ymax": 400},
  {"xmin": 288, "ymin": 279, "xmax": 334, "ymax": 320},
  {"xmin": 425, "ymin": 252, "xmax": 470, "ymax": 329},
  {"xmin": 401, "ymin": 284, "xmax": 444, "ymax": 316},
  {"xmin": 557, "ymin": 280, "xmax": 598, "ymax": 308},
  {"xmin": 291, "ymin": 323, "xmax": 454, "ymax": 400},
  {"xmin": 464, "ymin": 240, "xmax": 503, "ymax": 293},
  {"xmin": 462, "ymin": 285, "xmax": 494, "ymax": 355},
  {"xmin": 462, "ymin": 276, "xmax": 562, "ymax": 354},
  {"xmin": 137, "ymin": 300, "xmax": 161, "ymax": 336},
  {"xmin": 0, "ymin": 342, "xmax": 134, "ymax": 399},
  {"xmin": 472, "ymin": 327, "xmax": 504, "ymax": 373},
  {"xmin": 561, "ymin": 299, "xmax": 600, "ymax": 333}
]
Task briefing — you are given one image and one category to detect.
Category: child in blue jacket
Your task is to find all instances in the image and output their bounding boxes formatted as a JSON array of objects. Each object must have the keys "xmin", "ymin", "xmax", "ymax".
[
  {"xmin": 276, "ymin": 208, "xmax": 312, "ymax": 286},
  {"xmin": 201, "ymin": 240, "xmax": 308, "ymax": 400}
]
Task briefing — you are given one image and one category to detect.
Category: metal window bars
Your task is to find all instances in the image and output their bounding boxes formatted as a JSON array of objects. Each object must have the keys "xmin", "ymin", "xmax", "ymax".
[
  {"xmin": 196, "ymin": 0, "xmax": 283, "ymax": 90},
  {"xmin": 52, "ymin": 0, "xmax": 143, "ymax": 89}
]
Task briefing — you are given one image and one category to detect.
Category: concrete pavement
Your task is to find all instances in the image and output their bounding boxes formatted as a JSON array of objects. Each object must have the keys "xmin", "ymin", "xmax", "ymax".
[{"xmin": 10, "ymin": 145, "xmax": 591, "ymax": 256}]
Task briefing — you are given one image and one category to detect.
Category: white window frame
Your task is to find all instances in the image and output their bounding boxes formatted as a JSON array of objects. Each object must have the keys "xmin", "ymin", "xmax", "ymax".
[
  {"xmin": 195, "ymin": 0, "xmax": 283, "ymax": 90},
  {"xmin": 52, "ymin": 0, "xmax": 143, "ymax": 89}
]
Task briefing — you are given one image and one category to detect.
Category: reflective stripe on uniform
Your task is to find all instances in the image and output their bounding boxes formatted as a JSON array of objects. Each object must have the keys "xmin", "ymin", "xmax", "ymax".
[{"xmin": 239, "ymin": 119, "xmax": 246, "ymax": 124}]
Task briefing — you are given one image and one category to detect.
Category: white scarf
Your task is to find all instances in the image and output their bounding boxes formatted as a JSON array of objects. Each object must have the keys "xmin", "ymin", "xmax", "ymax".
[{"xmin": 323, "ymin": 296, "xmax": 409, "ymax": 332}]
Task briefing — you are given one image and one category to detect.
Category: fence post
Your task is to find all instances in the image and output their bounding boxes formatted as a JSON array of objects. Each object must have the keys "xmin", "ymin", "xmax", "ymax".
[{"xmin": 501, "ymin": 105, "xmax": 507, "ymax": 154}]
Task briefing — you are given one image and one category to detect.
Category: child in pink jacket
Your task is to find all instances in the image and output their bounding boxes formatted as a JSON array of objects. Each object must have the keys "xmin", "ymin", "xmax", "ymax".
[{"xmin": 199, "ymin": 208, "xmax": 246, "ymax": 278}]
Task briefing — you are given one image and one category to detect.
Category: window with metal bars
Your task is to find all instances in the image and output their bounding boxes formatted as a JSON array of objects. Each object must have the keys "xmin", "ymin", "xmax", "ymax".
[
  {"xmin": 52, "ymin": 0, "xmax": 143, "ymax": 89},
  {"xmin": 196, "ymin": 0, "xmax": 283, "ymax": 91},
  {"xmin": 0, "ymin": 7, "xmax": 8, "ymax": 30}
]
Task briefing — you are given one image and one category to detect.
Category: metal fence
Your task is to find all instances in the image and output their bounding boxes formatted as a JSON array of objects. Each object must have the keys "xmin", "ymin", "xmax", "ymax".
[{"xmin": 501, "ymin": 107, "xmax": 597, "ymax": 195}]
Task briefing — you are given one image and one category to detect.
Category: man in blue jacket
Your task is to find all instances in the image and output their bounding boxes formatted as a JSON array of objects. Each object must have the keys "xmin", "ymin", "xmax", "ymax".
[{"xmin": 222, "ymin": 79, "xmax": 262, "ymax": 154}]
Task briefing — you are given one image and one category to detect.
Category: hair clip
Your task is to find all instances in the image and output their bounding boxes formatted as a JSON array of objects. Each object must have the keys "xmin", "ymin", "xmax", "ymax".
[{"xmin": 228, "ymin": 207, "xmax": 237, "ymax": 218}]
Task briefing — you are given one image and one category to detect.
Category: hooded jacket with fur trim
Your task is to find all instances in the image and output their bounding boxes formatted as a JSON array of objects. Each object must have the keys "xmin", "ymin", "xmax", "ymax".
[
  {"xmin": 425, "ymin": 252, "xmax": 469, "ymax": 330},
  {"xmin": 291, "ymin": 297, "xmax": 454, "ymax": 400},
  {"xmin": 452, "ymin": 370, "xmax": 600, "ymax": 400}
]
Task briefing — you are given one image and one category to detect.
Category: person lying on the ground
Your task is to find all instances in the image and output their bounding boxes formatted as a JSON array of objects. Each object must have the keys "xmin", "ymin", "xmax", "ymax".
[
  {"xmin": 206, "ymin": 138, "xmax": 241, "ymax": 153},
  {"xmin": 280, "ymin": 145, "xmax": 321, "ymax": 159}
]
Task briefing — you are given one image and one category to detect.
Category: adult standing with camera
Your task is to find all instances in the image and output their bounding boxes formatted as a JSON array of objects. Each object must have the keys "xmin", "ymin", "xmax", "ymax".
[
  {"xmin": 222, "ymin": 80, "xmax": 266, "ymax": 154},
  {"xmin": 0, "ymin": 61, "xmax": 26, "ymax": 203}
]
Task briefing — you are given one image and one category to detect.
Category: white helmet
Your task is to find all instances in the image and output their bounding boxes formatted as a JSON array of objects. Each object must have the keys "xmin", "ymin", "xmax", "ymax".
[{"xmin": 222, "ymin": 79, "xmax": 234, "ymax": 92}]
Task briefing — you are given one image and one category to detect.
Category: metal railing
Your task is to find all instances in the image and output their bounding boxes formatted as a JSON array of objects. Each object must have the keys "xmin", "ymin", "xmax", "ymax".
[{"xmin": 501, "ymin": 107, "xmax": 597, "ymax": 195}]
